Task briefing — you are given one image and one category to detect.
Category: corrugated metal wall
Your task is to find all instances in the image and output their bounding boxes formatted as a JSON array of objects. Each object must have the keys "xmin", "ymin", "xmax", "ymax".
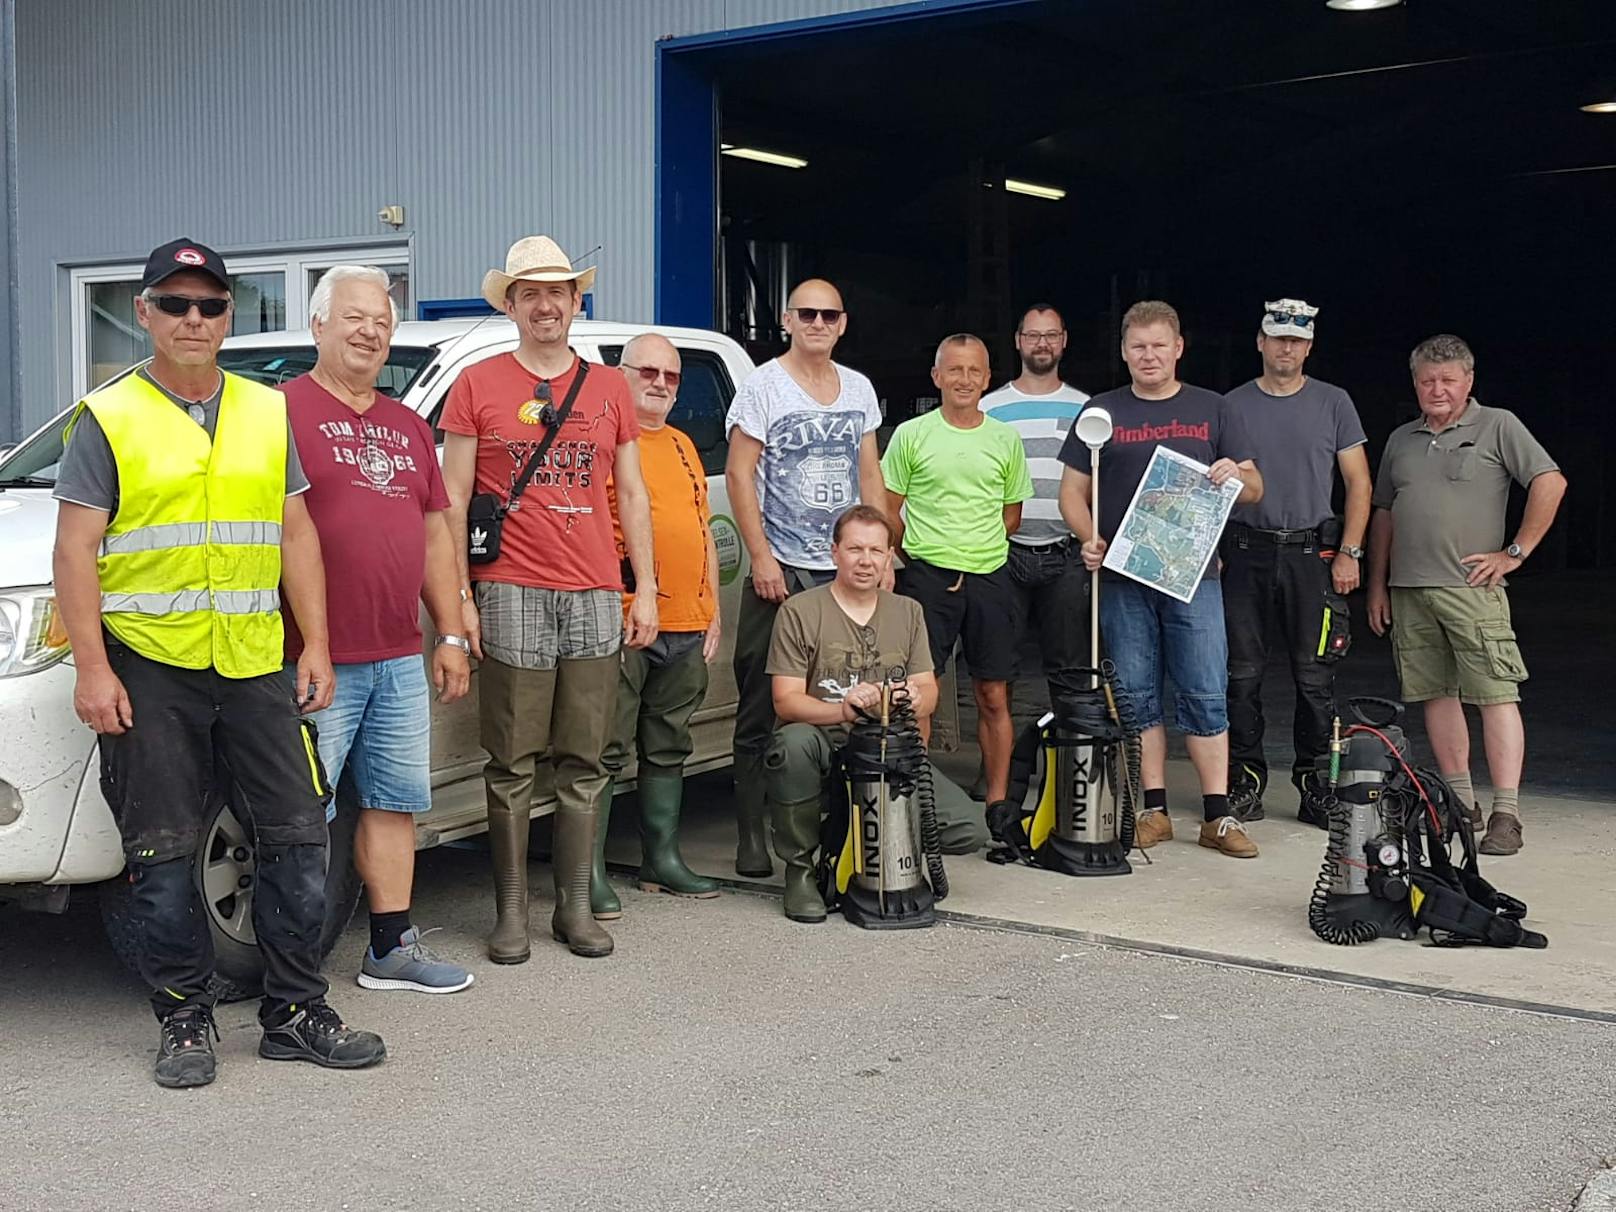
[{"xmin": 7, "ymin": 0, "xmax": 896, "ymax": 436}]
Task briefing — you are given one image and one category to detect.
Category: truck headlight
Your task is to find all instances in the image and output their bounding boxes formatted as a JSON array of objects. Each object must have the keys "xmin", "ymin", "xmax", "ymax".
[{"xmin": 0, "ymin": 587, "xmax": 71, "ymax": 678}]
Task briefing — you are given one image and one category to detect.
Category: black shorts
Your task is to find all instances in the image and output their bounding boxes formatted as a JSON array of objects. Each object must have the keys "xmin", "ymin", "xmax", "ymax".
[
  {"xmin": 97, "ymin": 635, "xmax": 331, "ymax": 864},
  {"xmin": 900, "ymin": 557, "xmax": 1019, "ymax": 682}
]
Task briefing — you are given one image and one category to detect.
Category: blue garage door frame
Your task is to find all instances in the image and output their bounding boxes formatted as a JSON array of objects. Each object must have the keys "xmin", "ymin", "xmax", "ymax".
[{"xmin": 653, "ymin": 0, "xmax": 1037, "ymax": 330}]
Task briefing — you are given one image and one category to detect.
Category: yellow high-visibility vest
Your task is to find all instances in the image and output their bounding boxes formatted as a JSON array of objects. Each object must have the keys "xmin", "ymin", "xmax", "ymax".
[{"xmin": 70, "ymin": 370, "xmax": 288, "ymax": 678}]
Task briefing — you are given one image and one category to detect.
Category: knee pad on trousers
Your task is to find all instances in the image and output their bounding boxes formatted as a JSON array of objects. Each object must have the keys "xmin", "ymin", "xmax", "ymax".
[{"xmin": 251, "ymin": 843, "xmax": 328, "ymax": 946}]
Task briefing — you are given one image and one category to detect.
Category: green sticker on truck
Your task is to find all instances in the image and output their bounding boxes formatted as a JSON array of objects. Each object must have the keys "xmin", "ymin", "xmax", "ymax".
[{"xmin": 710, "ymin": 514, "xmax": 743, "ymax": 586}]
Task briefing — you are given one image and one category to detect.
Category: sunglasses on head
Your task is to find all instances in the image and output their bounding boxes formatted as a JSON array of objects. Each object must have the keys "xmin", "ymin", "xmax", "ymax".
[
  {"xmin": 792, "ymin": 307, "xmax": 843, "ymax": 325},
  {"xmin": 149, "ymin": 293, "xmax": 231, "ymax": 319},
  {"xmin": 620, "ymin": 363, "xmax": 682, "ymax": 388},
  {"xmin": 1267, "ymin": 312, "xmax": 1314, "ymax": 328}
]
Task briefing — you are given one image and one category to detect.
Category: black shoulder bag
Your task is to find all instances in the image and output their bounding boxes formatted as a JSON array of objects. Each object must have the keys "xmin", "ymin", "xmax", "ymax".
[{"xmin": 466, "ymin": 361, "xmax": 590, "ymax": 564}]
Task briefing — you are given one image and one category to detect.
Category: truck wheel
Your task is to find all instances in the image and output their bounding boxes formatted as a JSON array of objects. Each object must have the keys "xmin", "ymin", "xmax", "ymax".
[{"xmin": 99, "ymin": 788, "xmax": 363, "ymax": 1003}]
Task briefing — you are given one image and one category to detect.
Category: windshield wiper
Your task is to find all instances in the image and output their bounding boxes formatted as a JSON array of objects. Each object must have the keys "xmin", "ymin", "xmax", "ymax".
[{"xmin": 0, "ymin": 476, "xmax": 55, "ymax": 488}]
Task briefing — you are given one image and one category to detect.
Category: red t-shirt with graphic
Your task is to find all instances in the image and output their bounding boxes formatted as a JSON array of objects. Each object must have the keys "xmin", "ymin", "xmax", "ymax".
[
  {"xmin": 280, "ymin": 374, "xmax": 450, "ymax": 663},
  {"xmin": 439, "ymin": 352, "xmax": 639, "ymax": 591}
]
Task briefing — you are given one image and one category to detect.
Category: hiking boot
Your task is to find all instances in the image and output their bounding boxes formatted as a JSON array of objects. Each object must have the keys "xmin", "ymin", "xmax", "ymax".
[
  {"xmin": 1134, "ymin": 809, "xmax": 1173, "ymax": 849},
  {"xmin": 358, "ymin": 927, "xmax": 474, "ymax": 995},
  {"xmin": 1198, "ymin": 815, "xmax": 1259, "ymax": 858},
  {"xmin": 1229, "ymin": 767, "xmax": 1265, "ymax": 823},
  {"xmin": 1297, "ymin": 778, "xmax": 1333, "ymax": 831},
  {"xmin": 154, "ymin": 1006, "xmax": 218, "ymax": 1089},
  {"xmin": 259, "ymin": 1000, "xmax": 387, "ymax": 1069},
  {"xmin": 1478, "ymin": 812, "xmax": 1523, "ymax": 856}
]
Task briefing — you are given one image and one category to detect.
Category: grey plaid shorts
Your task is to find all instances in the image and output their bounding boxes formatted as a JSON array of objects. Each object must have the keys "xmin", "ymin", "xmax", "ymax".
[{"xmin": 475, "ymin": 582, "xmax": 623, "ymax": 670}]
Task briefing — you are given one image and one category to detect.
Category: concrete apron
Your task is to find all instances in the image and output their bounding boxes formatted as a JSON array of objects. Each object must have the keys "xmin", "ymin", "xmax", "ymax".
[{"xmin": 603, "ymin": 760, "xmax": 1616, "ymax": 1021}]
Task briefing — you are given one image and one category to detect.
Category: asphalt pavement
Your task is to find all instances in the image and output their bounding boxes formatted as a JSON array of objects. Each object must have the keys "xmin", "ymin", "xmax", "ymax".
[{"xmin": 3, "ymin": 842, "xmax": 1614, "ymax": 1212}]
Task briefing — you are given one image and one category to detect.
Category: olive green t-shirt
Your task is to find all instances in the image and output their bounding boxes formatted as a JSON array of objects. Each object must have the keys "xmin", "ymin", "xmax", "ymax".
[
  {"xmin": 766, "ymin": 584, "xmax": 934, "ymax": 706},
  {"xmin": 880, "ymin": 408, "xmax": 1033, "ymax": 574},
  {"xmin": 1372, "ymin": 399, "xmax": 1558, "ymax": 587}
]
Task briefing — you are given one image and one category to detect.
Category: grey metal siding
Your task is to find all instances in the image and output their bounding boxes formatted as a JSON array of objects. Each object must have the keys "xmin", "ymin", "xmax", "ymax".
[{"xmin": 6, "ymin": 0, "xmax": 894, "ymax": 437}]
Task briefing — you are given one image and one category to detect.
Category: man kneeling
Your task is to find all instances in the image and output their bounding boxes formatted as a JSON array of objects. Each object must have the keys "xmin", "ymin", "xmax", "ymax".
[{"xmin": 765, "ymin": 505, "xmax": 986, "ymax": 922}]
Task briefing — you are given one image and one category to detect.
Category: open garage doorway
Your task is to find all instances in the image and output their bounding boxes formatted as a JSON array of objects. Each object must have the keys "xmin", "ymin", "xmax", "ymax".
[{"xmin": 656, "ymin": 0, "xmax": 1616, "ymax": 796}]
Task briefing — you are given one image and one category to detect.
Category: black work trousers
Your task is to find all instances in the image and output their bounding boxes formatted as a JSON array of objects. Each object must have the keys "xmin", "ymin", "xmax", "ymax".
[
  {"xmin": 1006, "ymin": 540, "xmax": 1091, "ymax": 699},
  {"xmin": 97, "ymin": 637, "xmax": 331, "ymax": 1021},
  {"xmin": 1222, "ymin": 537, "xmax": 1336, "ymax": 792}
]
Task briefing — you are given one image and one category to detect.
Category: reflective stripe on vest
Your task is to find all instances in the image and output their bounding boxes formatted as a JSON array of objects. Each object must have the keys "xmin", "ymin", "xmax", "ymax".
[{"xmin": 81, "ymin": 370, "xmax": 288, "ymax": 678}]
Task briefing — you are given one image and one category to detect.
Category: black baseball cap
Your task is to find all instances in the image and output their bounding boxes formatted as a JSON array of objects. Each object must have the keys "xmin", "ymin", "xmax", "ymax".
[{"xmin": 141, "ymin": 238, "xmax": 230, "ymax": 291}]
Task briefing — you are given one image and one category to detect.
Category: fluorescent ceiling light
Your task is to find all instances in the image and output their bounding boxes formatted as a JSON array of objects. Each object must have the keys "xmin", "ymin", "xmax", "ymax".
[
  {"xmin": 1325, "ymin": 0, "xmax": 1402, "ymax": 9},
  {"xmin": 721, "ymin": 145, "xmax": 808, "ymax": 169},
  {"xmin": 1004, "ymin": 178, "xmax": 1066, "ymax": 201},
  {"xmin": 1580, "ymin": 100, "xmax": 1616, "ymax": 114}
]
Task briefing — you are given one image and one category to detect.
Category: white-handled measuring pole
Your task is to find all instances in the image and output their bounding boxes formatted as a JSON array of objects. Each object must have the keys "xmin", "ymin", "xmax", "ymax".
[{"xmin": 1073, "ymin": 407, "xmax": 1115, "ymax": 686}]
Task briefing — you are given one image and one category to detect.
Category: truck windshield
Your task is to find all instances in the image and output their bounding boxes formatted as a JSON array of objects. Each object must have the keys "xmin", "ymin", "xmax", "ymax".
[{"xmin": 0, "ymin": 346, "xmax": 437, "ymax": 487}]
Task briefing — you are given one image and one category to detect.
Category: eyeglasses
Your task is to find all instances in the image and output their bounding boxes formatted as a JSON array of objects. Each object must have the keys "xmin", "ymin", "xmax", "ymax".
[
  {"xmin": 620, "ymin": 363, "xmax": 682, "ymax": 388},
  {"xmin": 1266, "ymin": 313, "xmax": 1315, "ymax": 329},
  {"xmin": 792, "ymin": 307, "xmax": 843, "ymax": 325},
  {"xmin": 1018, "ymin": 329, "xmax": 1065, "ymax": 344},
  {"xmin": 150, "ymin": 293, "xmax": 231, "ymax": 319}
]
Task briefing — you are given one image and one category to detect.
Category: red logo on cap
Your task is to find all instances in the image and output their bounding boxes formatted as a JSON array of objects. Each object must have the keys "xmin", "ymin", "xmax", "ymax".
[{"xmin": 174, "ymin": 248, "xmax": 206, "ymax": 266}]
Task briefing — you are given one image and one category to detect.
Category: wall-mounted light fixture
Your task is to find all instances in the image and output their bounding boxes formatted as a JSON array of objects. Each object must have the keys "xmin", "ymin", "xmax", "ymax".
[
  {"xmin": 720, "ymin": 144, "xmax": 809, "ymax": 169},
  {"xmin": 1004, "ymin": 178, "xmax": 1066, "ymax": 201}
]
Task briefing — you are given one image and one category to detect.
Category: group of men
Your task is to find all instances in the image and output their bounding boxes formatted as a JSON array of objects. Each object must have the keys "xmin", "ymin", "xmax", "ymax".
[{"xmin": 51, "ymin": 232, "xmax": 1565, "ymax": 1090}]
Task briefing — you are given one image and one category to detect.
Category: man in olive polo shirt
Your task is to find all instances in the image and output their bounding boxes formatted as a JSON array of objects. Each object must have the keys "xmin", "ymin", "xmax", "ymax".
[{"xmin": 1366, "ymin": 334, "xmax": 1566, "ymax": 855}]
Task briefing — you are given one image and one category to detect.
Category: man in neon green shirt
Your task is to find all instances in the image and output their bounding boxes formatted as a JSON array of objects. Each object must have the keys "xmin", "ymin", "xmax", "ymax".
[{"xmin": 882, "ymin": 333, "xmax": 1033, "ymax": 810}]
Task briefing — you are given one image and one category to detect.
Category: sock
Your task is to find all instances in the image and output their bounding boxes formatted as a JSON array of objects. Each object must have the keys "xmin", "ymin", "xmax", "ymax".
[
  {"xmin": 1203, "ymin": 794, "xmax": 1230, "ymax": 823},
  {"xmin": 1491, "ymin": 787, "xmax": 1520, "ymax": 819},
  {"xmin": 1144, "ymin": 788, "xmax": 1168, "ymax": 815},
  {"xmin": 369, "ymin": 909, "xmax": 412, "ymax": 959},
  {"xmin": 1443, "ymin": 769, "xmax": 1476, "ymax": 812}
]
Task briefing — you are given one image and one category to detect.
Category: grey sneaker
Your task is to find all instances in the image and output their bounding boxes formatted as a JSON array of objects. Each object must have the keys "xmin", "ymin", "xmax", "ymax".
[{"xmin": 357, "ymin": 927, "xmax": 475, "ymax": 995}]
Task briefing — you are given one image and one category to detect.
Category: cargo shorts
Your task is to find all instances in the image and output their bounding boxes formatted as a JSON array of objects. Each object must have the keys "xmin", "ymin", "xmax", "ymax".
[{"xmin": 1389, "ymin": 586, "xmax": 1528, "ymax": 705}]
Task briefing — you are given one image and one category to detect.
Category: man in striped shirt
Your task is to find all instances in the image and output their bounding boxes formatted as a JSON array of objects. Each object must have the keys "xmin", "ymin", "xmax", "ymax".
[{"xmin": 979, "ymin": 304, "xmax": 1092, "ymax": 710}]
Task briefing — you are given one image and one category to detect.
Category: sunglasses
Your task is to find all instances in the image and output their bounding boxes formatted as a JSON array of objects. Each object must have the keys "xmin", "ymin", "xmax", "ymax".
[
  {"xmin": 792, "ymin": 307, "xmax": 843, "ymax": 325},
  {"xmin": 149, "ymin": 293, "xmax": 231, "ymax": 319},
  {"xmin": 1267, "ymin": 312, "xmax": 1315, "ymax": 328},
  {"xmin": 620, "ymin": 363, "xmax": 682, "ymax": 388},
  {"xmin": 530, "ymin": 380, "xmax": 558, "ymax": 426}
]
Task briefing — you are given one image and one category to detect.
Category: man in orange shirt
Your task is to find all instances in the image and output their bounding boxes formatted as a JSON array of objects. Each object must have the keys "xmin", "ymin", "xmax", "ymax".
[{"xmin": 591, "ymin": 333, "xmax": 724, "ymax": 917}]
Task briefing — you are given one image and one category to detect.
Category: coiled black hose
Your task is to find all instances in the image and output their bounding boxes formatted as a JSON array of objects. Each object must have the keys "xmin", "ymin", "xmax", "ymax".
[
  {"xmin": 1307, "ymin": 791, "xmax": 1380, "ymax": 945},
  {"xmin": 1099, "ymin": 660, "xmax": 1141, "ymax": 853},
  {"xmin": 846, "ymin": 679, "xmax": 948, "ymax": 901}
]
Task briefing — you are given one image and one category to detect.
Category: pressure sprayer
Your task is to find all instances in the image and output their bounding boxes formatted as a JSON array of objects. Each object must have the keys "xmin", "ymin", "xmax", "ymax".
[
  {"xmin": 1308, "ymin": 697, "xmax": 1546, "ymax": 949},
  {"xmin": 988, "ymin": 407, "xmax": 1142, "ymax": 876},
  {"xmin": 821, "ymin": 677, "xmax": 948, "ymax": 930}
]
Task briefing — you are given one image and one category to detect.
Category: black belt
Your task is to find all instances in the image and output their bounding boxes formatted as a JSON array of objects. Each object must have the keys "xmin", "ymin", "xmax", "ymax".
[
  {"xmin": 1230, "ymin": 522, "xmax": 1325, "ymax": 547},
  {"xmin": 1014, "ymin": 536, "xmax": 1074, "ymax": 552}
]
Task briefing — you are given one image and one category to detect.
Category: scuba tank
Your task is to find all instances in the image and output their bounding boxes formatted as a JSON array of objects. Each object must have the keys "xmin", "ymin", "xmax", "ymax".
[
  {"xmin": 820, "ymin": 677, "xmax": 948, "ymax": 930},
  {"xmin": 988, "ymin": 664, "xmax": 1140, "ymax": 876},
  {"xmin": 1308, "ymin": 697, "xmax": 1547, "ymax": 949}
]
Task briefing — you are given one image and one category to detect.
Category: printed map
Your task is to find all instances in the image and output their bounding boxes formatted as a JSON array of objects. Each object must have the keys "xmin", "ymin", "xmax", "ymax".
[{"xmin": 1103, "ymin": 446, "xmax": 1242, "ymax": 602}]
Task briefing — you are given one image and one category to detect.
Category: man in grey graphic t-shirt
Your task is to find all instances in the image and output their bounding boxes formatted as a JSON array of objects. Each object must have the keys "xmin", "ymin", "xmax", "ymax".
[{"xmin": 723, "ymin": 278, "xmax": 885, "ymax": 880}]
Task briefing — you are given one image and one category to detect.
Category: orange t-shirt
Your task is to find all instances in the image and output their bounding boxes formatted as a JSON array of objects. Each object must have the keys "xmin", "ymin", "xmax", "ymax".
[
  {"xmin": 440, "ymin": 352, "xmax": 638, "ymax": 591},
  {"xmin": 609, "ymin": 423, "xmax": 716, "ymax": 632}
]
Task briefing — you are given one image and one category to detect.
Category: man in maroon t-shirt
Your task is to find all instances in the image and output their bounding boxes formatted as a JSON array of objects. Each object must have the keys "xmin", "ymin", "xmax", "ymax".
[{"xmin": 283, "ymin": 265, "xmax": 473, "ymax": 994}]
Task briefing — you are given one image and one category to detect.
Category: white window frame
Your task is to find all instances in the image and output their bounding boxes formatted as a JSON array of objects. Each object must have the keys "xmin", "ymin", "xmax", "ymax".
[{"xmin": 69, "ymin": 244, "xmax": 412, "ymax": 400}]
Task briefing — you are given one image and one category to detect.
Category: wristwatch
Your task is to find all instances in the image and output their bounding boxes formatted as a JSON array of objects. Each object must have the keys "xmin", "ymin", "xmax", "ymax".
[
  {"xmin": 437, "ymin": 634, "xmax": 472, "ymax": 653},
  {"xmin": 1506, "ymin": 543, "xmax": 1525, "ymax": 560},
  {"xmin": 1341, "ymin": 544, "xmax": 1364, "ymax": 559}
]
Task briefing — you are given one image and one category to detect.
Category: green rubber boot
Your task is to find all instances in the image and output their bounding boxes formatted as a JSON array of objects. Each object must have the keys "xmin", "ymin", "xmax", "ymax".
[
  {"xmin": 772, "ymin": 794, "xmax": 827, "ymax": 923},
  {"xmin": 733, "ymin": 750, "xmax": 774, "ymax": 878},
  {"xmin": 589, "ymin": 778, "xmax": 623, "ymax": 921},
  {"xmin": 636, "ymin": 765, "xmax": 720, "ymax": 899}
]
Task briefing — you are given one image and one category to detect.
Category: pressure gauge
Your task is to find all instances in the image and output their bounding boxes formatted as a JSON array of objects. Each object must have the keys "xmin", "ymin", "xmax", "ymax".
[{"xmin": 1378, "ymin": 842, "xmax": 1403, "ymax": 867}]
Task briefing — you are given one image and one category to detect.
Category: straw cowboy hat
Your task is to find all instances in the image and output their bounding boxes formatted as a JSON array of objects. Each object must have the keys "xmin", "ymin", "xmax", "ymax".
[{"xmin": 480, "ymin": 235, "xmax": 597, "ymax": 311}]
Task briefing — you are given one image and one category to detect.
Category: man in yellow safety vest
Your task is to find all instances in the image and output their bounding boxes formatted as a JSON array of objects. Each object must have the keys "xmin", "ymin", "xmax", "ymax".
[{"xmin": 51, "ymin": 238, "xmax": 386, "ymax": 1089}]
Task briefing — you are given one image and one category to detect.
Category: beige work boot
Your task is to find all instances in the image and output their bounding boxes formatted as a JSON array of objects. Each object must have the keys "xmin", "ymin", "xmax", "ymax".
[
  {"xmin": 1134, "ymin": 809, "xmax": 1174, "ymax": 849},
  {"xmin": 1198, "ymin": 815, "xmax": 1259, "ymax": 858}
]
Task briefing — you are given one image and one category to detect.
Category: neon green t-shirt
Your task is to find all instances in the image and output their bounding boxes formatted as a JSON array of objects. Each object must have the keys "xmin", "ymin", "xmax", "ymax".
[{"xmin": 880, "ymin": 408, "xmax": 1033, "ymax": 574}]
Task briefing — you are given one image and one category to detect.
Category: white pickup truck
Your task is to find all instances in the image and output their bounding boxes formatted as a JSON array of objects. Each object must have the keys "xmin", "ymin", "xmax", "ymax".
[{"xmin": 0, "ymin": 318, "xmax": 758, "ymax": 996}]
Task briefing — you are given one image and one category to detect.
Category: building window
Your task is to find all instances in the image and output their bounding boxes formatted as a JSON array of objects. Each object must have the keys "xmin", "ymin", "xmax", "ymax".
[{"xmin": 69, "ymin": 245, "xmax": 411, "ymax": 398}]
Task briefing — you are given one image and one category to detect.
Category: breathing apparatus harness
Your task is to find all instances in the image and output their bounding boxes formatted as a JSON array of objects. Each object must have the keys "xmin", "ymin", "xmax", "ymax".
[
  {"xmin": 818, "ymin": 675, "xmax": 948, "ymax": 927},
  {"xmin": 1308, "ymin": 697, "xmax": 1546, "ymax": 950}
]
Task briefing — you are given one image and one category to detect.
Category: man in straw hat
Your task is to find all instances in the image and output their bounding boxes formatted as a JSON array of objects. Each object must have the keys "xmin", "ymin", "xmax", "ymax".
[{"xmin": 441, "ymin": 235, "xmax": 659, "ymax": 962}]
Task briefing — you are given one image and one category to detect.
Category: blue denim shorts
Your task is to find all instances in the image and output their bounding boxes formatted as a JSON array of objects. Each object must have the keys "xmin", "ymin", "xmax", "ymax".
[
  {"xmin": 288, "ymin": 655, "xmax": 433, "ymax": 819},
  {"xmin": 1099, "ymin": 577, "xmax": 1229, "ymax": 736}
]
